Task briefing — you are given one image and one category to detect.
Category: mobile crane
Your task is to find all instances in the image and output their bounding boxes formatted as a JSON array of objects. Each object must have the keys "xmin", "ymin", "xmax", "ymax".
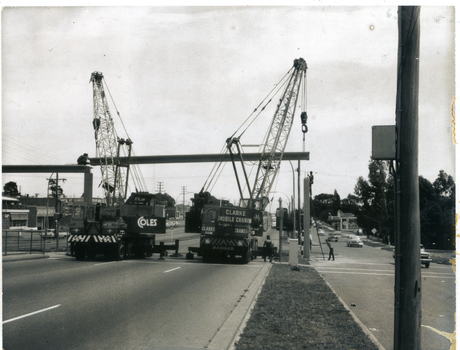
[
  {"xmin": 186, "ymin": 58, "xmax": 308, "ymax": 262},
  {"xmin": 68, "ymin": 72, "xmax": 166, "ymax": 260}
]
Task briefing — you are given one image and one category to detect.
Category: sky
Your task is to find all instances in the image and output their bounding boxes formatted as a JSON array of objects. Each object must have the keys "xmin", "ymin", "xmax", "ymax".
[{"xmin": 1, "ymin": 4, "xmax": 456, "ymax": 212}]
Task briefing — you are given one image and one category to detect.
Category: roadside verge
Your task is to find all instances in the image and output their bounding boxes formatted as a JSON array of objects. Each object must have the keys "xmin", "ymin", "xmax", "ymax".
[{"xmin": 232, "ymin": 264, "xmax": 383, "ymax": 350}]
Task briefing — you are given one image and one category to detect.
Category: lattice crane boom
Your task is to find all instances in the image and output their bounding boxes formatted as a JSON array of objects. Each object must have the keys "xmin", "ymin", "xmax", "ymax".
[
  {"xmin": 251, "ymin": 58, "xmax": 307, "ymax": 208},
  {"xmin": 90, "ymin": 71, "xmax": 125, "ymax": 205}
]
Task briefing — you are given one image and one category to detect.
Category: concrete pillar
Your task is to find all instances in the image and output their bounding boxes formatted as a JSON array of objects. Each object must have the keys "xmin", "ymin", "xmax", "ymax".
[{"xmin": 83, "ymin": 171, "xmax": 93, "ymax": 206}]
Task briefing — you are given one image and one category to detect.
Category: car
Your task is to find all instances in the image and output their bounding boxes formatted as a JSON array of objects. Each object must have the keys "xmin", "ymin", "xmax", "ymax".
[
  {"xmin": 40, "ymin": 229, "xmax": 68, "ymax": 238},
  {"xmin": 392, "ymin": 245, "xmax": 432, "ymax": 268},
  {"xmin": 347, "ymin": 237, "xmax": 363, "ymax": 247},
  {"xmin": 318, "ymin": 229, "xmax": 325, "ymax": 236},
  {"xmin": 40, "ymin": 229, "xmax": 55, "ymax": 238},
  {"xmin": 420, "ymin": 245, "xmax": 432, "ymax": 268},
  {"xmin": 327, "ymin": 233, "xmax": 339, "ymax": 242}
]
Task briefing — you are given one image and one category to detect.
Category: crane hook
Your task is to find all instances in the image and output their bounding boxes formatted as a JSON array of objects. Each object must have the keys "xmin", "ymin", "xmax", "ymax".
[{"xmin": 300, "ymin": 111, "xmax": 308, "ymax": 134}]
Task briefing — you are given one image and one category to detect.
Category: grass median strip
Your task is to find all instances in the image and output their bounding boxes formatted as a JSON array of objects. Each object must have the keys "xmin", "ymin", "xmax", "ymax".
[{"xmin": 234, "ymin": 264, "xmax": 379, "ymax": 350}]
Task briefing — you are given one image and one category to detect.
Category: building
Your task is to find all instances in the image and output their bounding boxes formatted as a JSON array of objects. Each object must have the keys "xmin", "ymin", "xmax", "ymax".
[
  {"xmin": 328, "ymin": 210, "xmax": 358, "ymax": 232},
  {"xmin": 2, "ymin": 196, "xmax": 32, "ymax": 229}
]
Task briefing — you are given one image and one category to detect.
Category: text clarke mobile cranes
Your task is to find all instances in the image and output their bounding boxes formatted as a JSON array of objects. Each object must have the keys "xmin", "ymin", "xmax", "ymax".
[
  {"xmin": 186, "ymin": 58, "xmax": 308, "ymax": 263},
  {"xmin": 67, "ymin": 72, "xmax": 166, "ymax": 261}
]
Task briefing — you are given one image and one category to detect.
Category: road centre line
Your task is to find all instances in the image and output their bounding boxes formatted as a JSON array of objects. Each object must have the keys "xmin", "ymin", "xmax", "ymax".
[
  {"xmin": 164, "ymin": 267, "xmax": 181, "ymax": 273},
  {"xmin": 3, "ymin": 305, "xmax": 61, "ymax": 324}
]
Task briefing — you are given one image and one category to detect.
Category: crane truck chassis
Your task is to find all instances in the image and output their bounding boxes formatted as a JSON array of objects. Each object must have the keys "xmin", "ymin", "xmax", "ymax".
[
  {"xmin": 188, "ymin": 203, "xmax": 263, "ymax": 263},
  {"xmin": 68, "ymin": 192, "xmax": 166, "ymax": 261}
]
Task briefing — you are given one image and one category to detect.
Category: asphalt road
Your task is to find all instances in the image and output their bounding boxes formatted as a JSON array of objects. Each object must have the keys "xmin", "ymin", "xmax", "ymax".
[
  {"xmin": 310, "ymin": 232, "xmax": 455, "ymax": 350},
  {"xmin": 3, "ymin": 244, "xmax": 268, "ymax": 350}
]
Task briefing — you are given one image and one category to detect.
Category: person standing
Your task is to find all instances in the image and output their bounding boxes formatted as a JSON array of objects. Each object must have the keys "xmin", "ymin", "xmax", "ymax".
[
  {"xmin": 263, "ymin": 235, "xmax": 273, "ymax": 262},
  {"xmin": 327, "ymin": 240, "xmax": 335, "ymax": 261}
]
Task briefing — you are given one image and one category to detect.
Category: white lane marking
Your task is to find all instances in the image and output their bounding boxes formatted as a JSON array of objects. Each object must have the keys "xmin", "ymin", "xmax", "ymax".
[
  {"xmin": 164, "ymin": 267, "xmax": 181, "ymax": 273},
  {"xmin": 123, "ymin": 260, "xmax": 264, "ymax": 267},
  {"xmin": 317, "ymin": 270, "xmax": 395, "ymax": 276},
  {"xmin": 94, "ymin": 262, "xmax": 116, "ymax": 266},
  {"xmin": 3, "ymin": 304, "xmax": 61, "ymax": 324},
  {"xmin": 316, "ymin": 270, "xmax": 455, "ymax": 279},
  {"xmin": 317, "ymin": 267, "xmax": 394, "ymax": 273}
]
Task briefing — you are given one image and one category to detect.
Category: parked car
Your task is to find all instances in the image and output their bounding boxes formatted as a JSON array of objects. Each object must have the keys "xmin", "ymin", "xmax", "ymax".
[
  {"xmin": 393, "ymin": 245, "xmax": 432, "ymax": 268},
  {"xmin": 420, "ymin": 245, "xmax": 432, "ymax": 268},
  {"xmin": 318, "ymin": 229, "xmax": 325, "ymax": 236},
  {"xmin": 347, "ymin": 237, "xmax": 363, "ymax": 247},
  {"xmin": 40, "ymin": 229, "xmax": 55, "ymax": 238},
  {"xmin": 40, "ymin": 229, "xmax": 68, "ymax": 238}
]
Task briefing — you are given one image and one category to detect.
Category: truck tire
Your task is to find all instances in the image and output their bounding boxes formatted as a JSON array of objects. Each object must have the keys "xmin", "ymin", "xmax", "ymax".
[
  {"xmin": 425, "ymin": 262, "xmax": 430, "ymax": 268},
  {"xmin": 126, "ymin": 241, "xmax": 134, "ymax": 259},
  {"xmin": 244, "ymin": 248, "xmax": 252, "ymax": 264},
  {"xmin": 115, "ymin": 242, "xmax": 126, "ymax": 261},
  {"xmin": 75, "ymin": 248, "xmax": 85, "ymax": 261},
  {"xmin": 202, "ymin": 250, "xmax": 210, "ymax": 263},
  {"xmin": 145, "ymin": 239, "xmax": 154, "ymax": 257}
]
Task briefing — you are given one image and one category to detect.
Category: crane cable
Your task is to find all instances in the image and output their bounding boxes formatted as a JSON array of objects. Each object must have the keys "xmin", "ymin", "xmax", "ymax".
[
  {"xmin": 202, "ymin": 67, "xmax": 294, "ymax": 193},
  {"xmin": 231, "ymin": 67, "xmax": 294, "ymax": 140},
  {"xmin": 102, "ymin": 77, "xmax": 147, "ymax": 193}
]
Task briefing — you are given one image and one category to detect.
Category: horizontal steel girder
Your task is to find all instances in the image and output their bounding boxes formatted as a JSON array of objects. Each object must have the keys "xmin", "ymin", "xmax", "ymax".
[
  {"xmin": 2, "ymin": 165, "xmax": 93, "ymax": 173},
  {"xmin": 2, "ymin": 152, "xmax": 309, "ymax": 173},
  {"xmin": 87, "ymin": 152, "xmax": 309, "ymax": 166}
]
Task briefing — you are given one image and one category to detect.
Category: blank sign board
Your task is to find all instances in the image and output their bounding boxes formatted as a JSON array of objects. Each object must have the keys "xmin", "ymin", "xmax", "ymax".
[{"xmin": 372, "ymin": 125, "xmax": 396, "ymax": 160}]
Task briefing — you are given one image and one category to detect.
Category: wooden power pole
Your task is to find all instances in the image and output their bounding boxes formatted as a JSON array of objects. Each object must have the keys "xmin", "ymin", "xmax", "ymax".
[{"xmin": 393, "ymin": 6, "xmax": 422, "ymax": 350}]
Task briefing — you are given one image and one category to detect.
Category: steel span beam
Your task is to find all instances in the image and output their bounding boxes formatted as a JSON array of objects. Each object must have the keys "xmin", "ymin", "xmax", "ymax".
[
  {"xmin": 2, "ymin": 165, "xmax": 92, "ymax": 173},
  {"xmin": 2, "ymin": 165, "xmax": 93, "ymax": 205},
  {"xmin": 87, "ymin": 152, "xmax": 309, "ymax": 166}
]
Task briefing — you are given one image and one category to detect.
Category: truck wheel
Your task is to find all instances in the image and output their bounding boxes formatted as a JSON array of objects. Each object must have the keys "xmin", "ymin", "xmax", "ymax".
[
  {"xmin": 75, "ymin": 248, "xmax": 85, "ymax": 261},
  {"xmin": 115, "ymin": 242, "xmax": 126, "ymax": 261},
  {"xmin": 244, "ymin": 249, "xmax": 252, "ymax": 264},
  {"xmin": 145, "ymin": 239, "xmax": 154, "ymax": 257},
  {"xmin": 425, "ymin": 262, "xmax": 430, "ymax": 268},
  {"xmin": 126, "ymin": 242, "xmax": 134, "ymax": 259}
]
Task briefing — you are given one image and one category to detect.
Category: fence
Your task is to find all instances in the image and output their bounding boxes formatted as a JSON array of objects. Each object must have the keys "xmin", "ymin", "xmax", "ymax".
[{"xmin": 2, "ymin": 229, "xmax": 69, "ymax": 256}]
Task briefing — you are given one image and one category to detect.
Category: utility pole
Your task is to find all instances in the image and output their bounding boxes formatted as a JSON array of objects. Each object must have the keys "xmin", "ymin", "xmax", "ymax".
[
  {"xmin": 297, "ymin": 161, "xmax": 302, "ymax": 245},
  {"xmin": 181, "ymin": 186, "xmax": 187, "ymax": 218},
  {"xmin": 393, "ymin": 6, "xmax": 421, "ymax": 350},
  {"xmin": 46, "ymin": 173, "xmax": 66, "ymax": 252},
  {"xmin": 278, "ymin": 198, "xmax": 283, "ymax": 262},
  {"xmin": 157, "ymin": 182, "xmax": 164, "ymax": 194},
  {"xmin": 303, "ymin": 176, "xmax": 311, "ymax": 260}
]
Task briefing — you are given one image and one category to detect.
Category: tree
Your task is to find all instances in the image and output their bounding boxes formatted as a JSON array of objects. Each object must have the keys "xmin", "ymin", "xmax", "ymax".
[
  {"xmin": 3, "ymin": 181, "xmax": 20, "ymax": 197},
  {"xmin": 433, "ymin": 170, "xmax": 455, "ymax": 198},
  {"xmin": 354, "ymin": 159, "xmax": 394, "ymax": 241},
  {"xmin": 312, "ymin": 193, "xmax": 337, "ymax": 222},
  {"xmin": 332, "ymin": 190, "xmax": 341, "ymax": 215},
  {"xmin": 154, "ymin": 192, "xmax": 176, "ymax": 207},
  {"xmin": 419, "ymin": 172, "xmax": 455, "ymax": 249},
  {"xmin": 48, "ymin": 179, "xmax": 64, "ymax": 198}
]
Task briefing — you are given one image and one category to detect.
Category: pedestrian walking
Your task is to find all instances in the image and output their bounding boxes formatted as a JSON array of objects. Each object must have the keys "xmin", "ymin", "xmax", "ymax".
[
  {"xmin": 327, "ymin": 240, "xmax": 335, "ymax": 261},
  {"xmin": 263, "ymin": 235, "xmax": 274, "ymax": 262}
]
